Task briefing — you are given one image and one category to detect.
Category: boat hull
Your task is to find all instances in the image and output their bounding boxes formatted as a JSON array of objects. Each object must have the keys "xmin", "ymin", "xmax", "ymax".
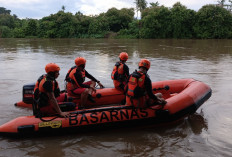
[{"xmin": 1, "ymin": 79, "xmax": 212, "ymax": 135}]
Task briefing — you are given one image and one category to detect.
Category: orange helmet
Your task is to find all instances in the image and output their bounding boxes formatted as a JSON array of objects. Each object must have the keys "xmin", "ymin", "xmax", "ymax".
[
  {"xmin": 119, "ymin": 52, "xmax": 128, "ymax": 61},
  {"xmin": 138, "ymin": 59, "xmax": 150, "ymax": 70},
  {"xmin": 45, "ymin": 63, "xmax": 60, "ymax": 73},
  {"xmin": 75, "ymin": 57, "xmax": 86, "ymax": 66}
]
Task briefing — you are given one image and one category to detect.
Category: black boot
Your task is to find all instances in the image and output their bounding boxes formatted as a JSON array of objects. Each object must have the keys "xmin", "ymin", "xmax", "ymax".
[{"xmin": 88, "ymin": 94, "xmax": 96, "ymax": 103}]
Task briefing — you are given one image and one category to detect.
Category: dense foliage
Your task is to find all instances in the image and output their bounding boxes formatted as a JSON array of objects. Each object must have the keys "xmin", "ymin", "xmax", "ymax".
[
  {"xmin": 0, "ymin": 3, "xmax": 232, "ymax": 39},
  {"xmin": 194, "ymin": 5, "xmax": 232, "ymax": 38}
]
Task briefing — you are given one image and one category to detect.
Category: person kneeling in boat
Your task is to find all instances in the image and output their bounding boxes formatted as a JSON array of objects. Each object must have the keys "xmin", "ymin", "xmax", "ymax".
[
  {"xmin": 33, "ymin": 63, "xmax": 71, "ymax": 118},
  {"xmin": 126, "ymin": 59, "xmax": 166, "ymax": 108},
  {"xmin": 65, "ymin": 57, "xmax": 104, "ymax": 109},
  {"xmin": 111, "ymin": 52, "xmax": 130, "ymax": 91}
]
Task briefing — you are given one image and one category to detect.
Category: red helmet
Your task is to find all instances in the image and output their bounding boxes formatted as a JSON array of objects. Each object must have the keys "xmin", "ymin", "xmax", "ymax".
[
  {"xmin": 119, "ymin": 52, "xmax": 128, "ymax": 61},
  {"xmin": 138, "ymin": 59, "xmax": 150, "ymax": 70},
  {"xmin": 45, "ymin": 63, "xmax": 60, "ymax": 73},
  {"xmin": 75, "ymin": 57, "xmax": 86, "ymax": 66}
]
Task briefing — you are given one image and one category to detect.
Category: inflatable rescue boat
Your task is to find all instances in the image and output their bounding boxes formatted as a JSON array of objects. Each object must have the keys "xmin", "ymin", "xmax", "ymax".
[
  {"xmin": 15, "ymin": 83, "xmax": 126, "ymax": 108},
  {"xmin": 0, "ymin": 79, "xmax": 211, "ymax": 136}
]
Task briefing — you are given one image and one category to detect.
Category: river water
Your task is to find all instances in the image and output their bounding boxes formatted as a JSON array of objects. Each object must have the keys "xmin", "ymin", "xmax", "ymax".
[{"xmin": 0, "ymin": 38, "xmax": 231, "ymax": 157}]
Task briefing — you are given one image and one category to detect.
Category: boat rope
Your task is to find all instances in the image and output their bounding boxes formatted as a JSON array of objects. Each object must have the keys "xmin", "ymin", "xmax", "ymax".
[
  {"xmin": 35, "ymin": 110, "xmax": 60, "ymax": 122},
  {"xmin": 32, "ymin": 99, "xmax": 60, "ymax": 122}
]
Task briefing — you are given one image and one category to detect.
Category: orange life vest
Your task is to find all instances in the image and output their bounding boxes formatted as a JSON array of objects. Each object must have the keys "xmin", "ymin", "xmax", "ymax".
[
  {"xmin": 34, "ymin": 75, "xmax": 60, "ymax": 99},
  {"xmin": 65, "ymin": 66, "xmax": 76, "ymax": 83},
  {"xmin": 39, "ymin": 77, "xmax": 56, "ymax": 92},
  {"xmin": 37, "ymin": 76, "xmax": 59, "ymax": 107},
  {"xmin": 66, "ymin": 67, "xmax": 86, "ymax": 88},
  {"xmin": 111, "ymin": 62, "xmax": 126, "ymax": 81},
  {"xmin": 33, "ymin": 74, "xmax": 46, "ymax": 100},
  {"xmin": 127, "ymin": 70, "xmax": 146, "ymax": 98}
]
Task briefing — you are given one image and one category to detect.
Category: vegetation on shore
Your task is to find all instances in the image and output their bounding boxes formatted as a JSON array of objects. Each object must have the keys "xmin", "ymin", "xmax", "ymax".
[{"xmin": 0, "ymin": 1, "xmax": 232, "ymax": 39}]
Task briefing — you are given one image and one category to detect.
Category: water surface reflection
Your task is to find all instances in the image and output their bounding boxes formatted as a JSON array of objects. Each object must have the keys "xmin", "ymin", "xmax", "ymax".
[{"xmin": 0, "ymin": 39, "xmax": 232, "ymax": 156}]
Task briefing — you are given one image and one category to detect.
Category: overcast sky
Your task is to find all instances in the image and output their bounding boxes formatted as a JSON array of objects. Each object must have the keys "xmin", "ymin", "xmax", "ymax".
[{"xmin": 0, "ymin": 0, "xmax": 221, "ymax": 19}]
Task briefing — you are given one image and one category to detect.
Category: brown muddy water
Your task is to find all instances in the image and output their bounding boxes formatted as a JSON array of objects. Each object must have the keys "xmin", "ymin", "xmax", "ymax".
[{"xmin": 0, "ymin": 38, "xmax": 231, "ymax": 157}]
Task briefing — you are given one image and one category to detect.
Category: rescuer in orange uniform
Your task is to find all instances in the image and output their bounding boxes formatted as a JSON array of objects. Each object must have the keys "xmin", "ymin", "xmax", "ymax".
[
  {"xmin": 111, "ymin": 52, "xmax": 129, "ymax": 91},
  {"xmin": 34, "ymin": 63, "xmax": 70, "ymax": 117},
  {"xmin": 65, "ymin": 57, "xmax": 104, "ymax": 108},
  {"xmin": 126, "ymin": 59, "xmax": 166, "ymax": 108}
]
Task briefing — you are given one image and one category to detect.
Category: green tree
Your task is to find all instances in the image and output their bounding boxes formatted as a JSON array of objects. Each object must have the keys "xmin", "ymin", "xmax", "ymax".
[
  {"xmin": 105, "ymin": 8, "xmax": 121, "ymax": 32},
  {"xmin": 0, "ymin": 7, "xmax": 22, "ymax": 38},
  {"xmin": 120, "ymin": 8, "xmax": 135, "ymax": 28},
  {"xmin": 0, "ymin": 14, "xmax": 15, "ymax": 28},
  {"xmin": 194, "ymin": 5, "xmax": 232, "ymax": 38},
  {"xmin": 38, "ymin": 11, "xmax": 77, "ymax": 38},
  {"xmin": 88, "ymin": 14, "xmax": 109, "ymax": 37},
  {"xmin": 74, "ymin": 12, "xmax": 92, "ymax": 37},
  {"xmin": 217, "ymin": 0, "xmax": 226, "ymax": 6},
  {"xmin": 24, "ymin": 19, "xmax": 38, "ymax": 36},
  {"xmin": 134, "ymin": 0, "xmax": 147, "ymax": 18},
  {"xmin": 105, "ymin": 7, "xmax": 134, "ymax": 32},
  {"xmin": 118, "ymin": 20, "xmax": 140, "ymax": 38},
  {"xmin": 55, "ymin": 11, "xmax": 76, "ymax": 37},
  {"xmin": 228, "ymin": 0, "xmax": 232, "ymax": 13},
  {"xmin": 140, "ymin": 6, "xmax": 172, "ymax": 38},
  {"xmin": 0, "ymin": 7, "xmax": 11, "ymax": 14},
  {"xmin": 170, "ymin": 2, "xmax": 196, "ymax": 38},
  {"xmin": 13, "ymin": 28, "xmax": 25, "ymax": 38},
  {"xmin": 38, "ymin": 20, "xmax": 54, "ymax": 38},
  {"xmin": 61, "ymin": 5, "xmax": 65, "ymax": 12},
  {"xmin": 150, "ymin": 1, "xmax": 159, "ymax": 7},
  {"xmin": 0, "ymin": 26, "xmax": 12, "ymax": 37}
]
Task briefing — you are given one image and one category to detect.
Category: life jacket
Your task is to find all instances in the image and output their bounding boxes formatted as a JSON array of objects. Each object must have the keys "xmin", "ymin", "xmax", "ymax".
[
  {"xmin": 66, "ymin": 67, "xmax": 86, "ymax": 88},
  {"xmin": 37, "ymin": 75, "xmax": 60, "ymax": 107},
  {"xmin": 127, "ymin": 70, "xmax": 146, "ymax": 98},
  {"xmin": 65, "ymin": 66, "xmax": 76, "ymax": 84},
  {"xmin": 111, "ymin": 62, "xmax": 126, "ymax": 81},
  {"xmin": 33, "ymin": 74, "xmax": 46, "ymax": 101}
]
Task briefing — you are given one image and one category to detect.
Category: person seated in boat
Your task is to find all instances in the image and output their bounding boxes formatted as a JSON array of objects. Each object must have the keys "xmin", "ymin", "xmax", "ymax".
[
  {"xmin": 111, "ymin": 52, "xmax": 130, "ymax": 91},
  {"xmin": 33, "ymin": 63, "xmax": 70, "ymax": 118},
  {"xmin": 65, "ymin": 57, "xmax": 104, "ymax": 108},
  {"xmin": 126, "ymin": 59, "xmax": 166, "ymax": 108}
]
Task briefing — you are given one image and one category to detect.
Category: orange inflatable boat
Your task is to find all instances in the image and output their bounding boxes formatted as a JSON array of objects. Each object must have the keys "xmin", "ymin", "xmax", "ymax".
[
  {"xmin": 15, "ymin": 84, "xmax": 126, "ymax": 108},
  {"xmin": 0, "ymin": 79, "xmax": 212, "ymax": 136}
]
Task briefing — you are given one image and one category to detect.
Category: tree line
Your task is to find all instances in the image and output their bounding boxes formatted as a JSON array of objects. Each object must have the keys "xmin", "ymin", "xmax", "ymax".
[{"xmin": 0, "ymin": 2, "xmax": 232, "ymax": 39}]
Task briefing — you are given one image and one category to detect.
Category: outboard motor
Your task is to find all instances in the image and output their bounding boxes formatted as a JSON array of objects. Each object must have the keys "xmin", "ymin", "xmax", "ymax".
[{"xmin": 22, "ymin": 83, "xmax": 35, "ymax": 104}]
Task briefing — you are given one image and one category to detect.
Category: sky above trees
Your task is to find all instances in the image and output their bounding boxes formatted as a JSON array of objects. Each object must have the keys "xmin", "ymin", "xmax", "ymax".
[{"xmin": 0, "ymin": 0, "xmax": 222, "ymax": 19}]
